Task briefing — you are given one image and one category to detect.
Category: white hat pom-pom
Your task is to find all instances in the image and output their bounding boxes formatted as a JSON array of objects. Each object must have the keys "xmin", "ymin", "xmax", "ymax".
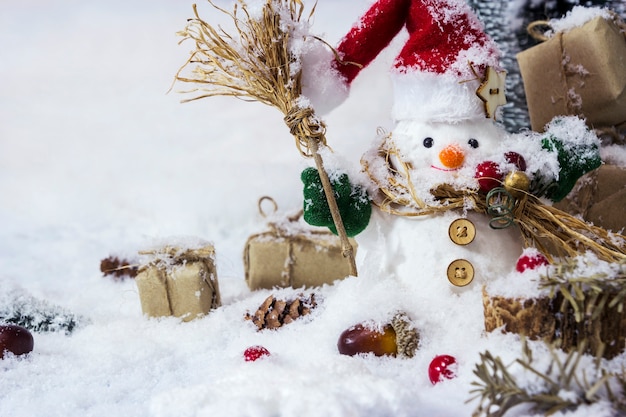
[{"xmin": 300, "ymin": 39, "xmax": 350, "ymax": 116}]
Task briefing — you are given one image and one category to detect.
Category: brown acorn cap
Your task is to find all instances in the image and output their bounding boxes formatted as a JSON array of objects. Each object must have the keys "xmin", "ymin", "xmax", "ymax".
[{"xmin": 390, "ymin": 313, "xmax": 419, "ymax": 358}]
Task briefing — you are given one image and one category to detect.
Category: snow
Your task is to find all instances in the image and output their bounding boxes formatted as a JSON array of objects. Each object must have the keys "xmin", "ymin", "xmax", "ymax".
[
  {"xmin": 548, "ymin": 6, "xmax": 612, "ymax": 35},
  {"xmin": 1, "ymin": 1, "xmax": 625, "ymax": 417}
]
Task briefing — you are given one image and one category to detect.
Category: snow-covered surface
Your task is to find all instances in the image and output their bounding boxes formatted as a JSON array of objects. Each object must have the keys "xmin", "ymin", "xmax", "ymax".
[
  {"xmin": 1, "ymin": 1, "xmax": 625, "ymax": 417},
  {"xmin": 548, "ymin": 5, "xmax": 612, "ymax": 34}
]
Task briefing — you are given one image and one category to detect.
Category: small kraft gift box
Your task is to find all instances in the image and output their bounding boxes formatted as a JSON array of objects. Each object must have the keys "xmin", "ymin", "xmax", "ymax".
[
  {"xmin": 243, "ymin": 197, "xmax": 357, "ymax": 290},
  {"xmin": 135, "ymin": 240, "xmax": 221, "ymax": 321},
  {"xmin": 517, "ymin": 9, "xmax": 626, "ymax": 132}
]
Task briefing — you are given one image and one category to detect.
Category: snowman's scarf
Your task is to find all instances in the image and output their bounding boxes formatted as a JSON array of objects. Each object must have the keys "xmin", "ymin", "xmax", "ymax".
[{"xmin": 362, "ymin": 133, "xmax": 626, "ymax": 263}]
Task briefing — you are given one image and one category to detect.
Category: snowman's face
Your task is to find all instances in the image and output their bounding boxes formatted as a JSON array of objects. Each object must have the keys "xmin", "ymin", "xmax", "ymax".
[{"xmin": 392, "ymin": 120, "xmax": 503, "ymax": 186}]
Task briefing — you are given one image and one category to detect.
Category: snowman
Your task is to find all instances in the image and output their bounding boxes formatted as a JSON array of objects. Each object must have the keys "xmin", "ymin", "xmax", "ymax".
[{"xmin": 300, "ymin": 0, "xmax": 601, "ymax": 336}]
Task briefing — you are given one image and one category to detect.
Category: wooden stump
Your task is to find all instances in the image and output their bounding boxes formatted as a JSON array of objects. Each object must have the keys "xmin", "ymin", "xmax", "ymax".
[
  {"xmin": 482, "ymin": 289, "xmax": 555, "ymax": 340},
  {"xmin": 483, "ymin": 288, "xmax": 626, "ymax": 359}
]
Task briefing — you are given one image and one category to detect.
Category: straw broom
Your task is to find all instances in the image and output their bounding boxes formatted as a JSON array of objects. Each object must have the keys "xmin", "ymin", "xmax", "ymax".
[{"xmin": 173, "ymin": 0, "xmax": 357, "ymax": 276}]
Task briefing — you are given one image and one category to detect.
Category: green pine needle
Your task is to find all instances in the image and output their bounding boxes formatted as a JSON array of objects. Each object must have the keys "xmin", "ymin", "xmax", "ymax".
[{"xmin": 469, "ymin": 339, "xmax": 626, "ymax": 417}]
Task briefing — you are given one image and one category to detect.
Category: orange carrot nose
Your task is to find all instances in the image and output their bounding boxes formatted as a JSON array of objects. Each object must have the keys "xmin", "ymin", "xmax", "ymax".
[{"xmin": 439, "ymin": 144, "xmax": 465, "ymax": 169}]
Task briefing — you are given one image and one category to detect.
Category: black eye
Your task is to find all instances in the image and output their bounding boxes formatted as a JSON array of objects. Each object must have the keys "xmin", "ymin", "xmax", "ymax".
[
  {"xmin": 423, "ymin": 137, "xmax": 434, "ymax": 148},
  {"xmin": 468, "ymin": 138, "xmax": 479, "ymax": 149}
]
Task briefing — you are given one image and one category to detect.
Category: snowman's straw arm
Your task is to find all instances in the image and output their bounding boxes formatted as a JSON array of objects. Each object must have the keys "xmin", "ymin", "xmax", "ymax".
[{"xmin": 172, "ymin": 0, "xmax": 357, "ymax": 276}]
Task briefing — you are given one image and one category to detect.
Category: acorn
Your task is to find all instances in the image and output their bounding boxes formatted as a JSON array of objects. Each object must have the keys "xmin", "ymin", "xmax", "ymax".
[
  {"xmin": 337, "ymin": 314, "xmax": 419, "ymax": 358},
  {"xmin": 0, "ymin": 324, "xmax": 34, "ymax": 359}
]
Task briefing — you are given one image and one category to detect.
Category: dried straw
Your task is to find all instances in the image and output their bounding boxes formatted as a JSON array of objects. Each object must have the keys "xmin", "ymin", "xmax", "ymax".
[
  {"xmin": 470, "ymin": 340, "xmax": 622, "ymax": 417},
  {"xmin": 173, "ymin": 0, "xmax": 357, "ymax": 275}
]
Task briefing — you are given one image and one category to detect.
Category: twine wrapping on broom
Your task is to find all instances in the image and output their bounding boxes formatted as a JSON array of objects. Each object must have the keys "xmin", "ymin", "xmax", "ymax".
[
  {"xmin": 172, "ymin": 0, "xmax": 357, "ymax": 276},
  {"xmin": 362, "ymin": 133, "xmax": 626, "ymax": 264}
]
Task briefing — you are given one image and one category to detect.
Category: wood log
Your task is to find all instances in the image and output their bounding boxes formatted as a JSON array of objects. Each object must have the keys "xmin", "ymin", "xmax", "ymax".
[{"xmin": 483, "ymin": 288, "xmax": 626, "ymax": 359}]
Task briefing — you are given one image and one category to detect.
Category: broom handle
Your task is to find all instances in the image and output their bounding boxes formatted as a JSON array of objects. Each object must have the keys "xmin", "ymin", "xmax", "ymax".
[{"xmin": 307, "ymin": 137, "xmax": 358, "ymax": 277}]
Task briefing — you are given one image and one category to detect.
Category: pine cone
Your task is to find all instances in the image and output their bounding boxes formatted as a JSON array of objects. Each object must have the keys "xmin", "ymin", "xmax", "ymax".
[
  {"xmin": 100, "ymin": 256, "xmax": 139, "ymax": 279},
  {"xmin": 245, "ymin": 293, "xmax": 316, "ymax": 330}
]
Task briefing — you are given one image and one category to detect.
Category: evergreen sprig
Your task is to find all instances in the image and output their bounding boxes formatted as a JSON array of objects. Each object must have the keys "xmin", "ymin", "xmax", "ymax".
[
  {"xmin": 539, "ymin": 258, "xmax": 626, "ymax": 323},
  {"xmin": 469, "ymin": 340, "xmax": 626, "ymax": 417},
  {"xmin": 0, "ymin": 290, "xmax": 86, "ymax": 334}
]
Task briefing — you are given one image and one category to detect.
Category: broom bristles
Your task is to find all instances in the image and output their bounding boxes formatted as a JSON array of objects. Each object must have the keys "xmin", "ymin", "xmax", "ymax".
[
  {"xmin": 174, "ymin": 0, "xmax": 327, "ymax": 156},
  {"xmin": 173, "ymin": 0, "xmax": 356, "ymax": 275}
]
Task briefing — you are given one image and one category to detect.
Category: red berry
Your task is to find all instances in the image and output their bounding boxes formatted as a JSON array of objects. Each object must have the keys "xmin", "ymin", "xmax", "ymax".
[
  {"xmin": 516, "ymin": 251, "xmax": 549, "ymax": 273},
  {"xmin": 243, "ymin": 345, "xmax": 270, "ymax": 362},
  {"xmin": 475, "ymin": 161, "xmax": 503, "ymax": 193},
  {"xmin": 428, "ymin": 354, "xmax": 458, "ymax": 385},
  {"xmin": 504, "ymin": 152, "xmax": 527, "ymax": 172},
  {"xmin": 0, "ymin": 324, "xmax": 34, "ymax": 359}
]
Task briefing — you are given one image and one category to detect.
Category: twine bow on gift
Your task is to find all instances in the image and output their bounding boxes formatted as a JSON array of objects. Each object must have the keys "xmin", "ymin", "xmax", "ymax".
[
  {"xmin": 526, "ymin": 20, "xmax": 553, "ymax": 42},
  {"xmin": 256, "ymin": 195, "xmax": 303, "ymax": 234},
  {"xmin": 244, "ymin": 196, "xmax": 354, "ymax": 288}
]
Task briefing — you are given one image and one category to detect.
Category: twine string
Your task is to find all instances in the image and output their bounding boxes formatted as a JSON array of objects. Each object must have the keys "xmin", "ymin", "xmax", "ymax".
[
  {"xmin": 527, "ymin": 20, "xmax": 552, "ymax": 42},
  {"xmin": 283, "ymin": 105, "xmax": 327, "ymax": 158},
  {"xmin": 258, "ymin": 195, "xmax": 279, "ymax": 217}
]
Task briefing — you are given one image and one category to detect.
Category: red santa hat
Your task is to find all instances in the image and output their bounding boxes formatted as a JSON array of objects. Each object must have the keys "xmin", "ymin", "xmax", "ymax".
[{"xmin": 332, "ymin": 0, "xmax": 504, "ymax": 123}]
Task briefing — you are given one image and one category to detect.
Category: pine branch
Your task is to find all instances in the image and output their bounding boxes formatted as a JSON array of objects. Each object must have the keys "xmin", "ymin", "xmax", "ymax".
[
  {"xmin": 470, "ymin": 340, "xmax": 626, "ymax": 416},
  {"xmin": 540, "ymin": 257, "xmax": 626, "ymax": 323},
  {"xmin": 0, "ymin": 290, "xmax": 86, "ymax": 334}
]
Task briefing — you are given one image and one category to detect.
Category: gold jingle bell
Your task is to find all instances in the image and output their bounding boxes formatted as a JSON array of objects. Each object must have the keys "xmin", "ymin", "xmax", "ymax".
[
  {"xmin": 447, "ymin": 259, "xmax": 475, "ymax": 287},
  {"xmin": 504, "ymin": 171, "xmax": 530, "ymax": 198}
]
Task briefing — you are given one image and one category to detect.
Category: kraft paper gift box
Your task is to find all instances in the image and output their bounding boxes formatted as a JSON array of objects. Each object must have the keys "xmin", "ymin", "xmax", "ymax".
[
  {"xmin": 483, "ymin": 284, "xmax": 626, "ymax": 360},
  {"xmin": 554, "ymin": 164, "xmax": 626, "ymax": 233},
  {"xmin": 243, "ymin": 216, "xmax": 357, "ymax": 290},
  {"xmin": 135, "ymin": 244, "xmax": 221, "ymax": 321},
  {"xmin": 517, "ymin": 14, "xmax": 626, "ymax": 132}
]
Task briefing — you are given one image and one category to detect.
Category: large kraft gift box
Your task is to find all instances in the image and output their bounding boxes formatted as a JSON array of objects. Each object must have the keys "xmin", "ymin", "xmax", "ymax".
[
  {"xmin": 243, "ymin": 211, "xmax": 357, "ymax": 290},
  {"xmin": 135, "ymin": 243, "xmax": 221, "ymax": 321},
  {"xmin": 517, "ymin": 14, "xmax": 626, "ymax": 132},
  {"xmin": 554, "ymin": 164, "xmax": 626, "ymax": 233}
]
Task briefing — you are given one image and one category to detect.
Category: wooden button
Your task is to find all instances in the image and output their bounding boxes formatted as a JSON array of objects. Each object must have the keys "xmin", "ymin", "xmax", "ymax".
[
  {"xmin": 448, "ymin": 218, "xmax": 476, "ymax": 246},
  {"xmin": 447, "ymin": 259, "xmax": 475, "ymax": 287}
]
